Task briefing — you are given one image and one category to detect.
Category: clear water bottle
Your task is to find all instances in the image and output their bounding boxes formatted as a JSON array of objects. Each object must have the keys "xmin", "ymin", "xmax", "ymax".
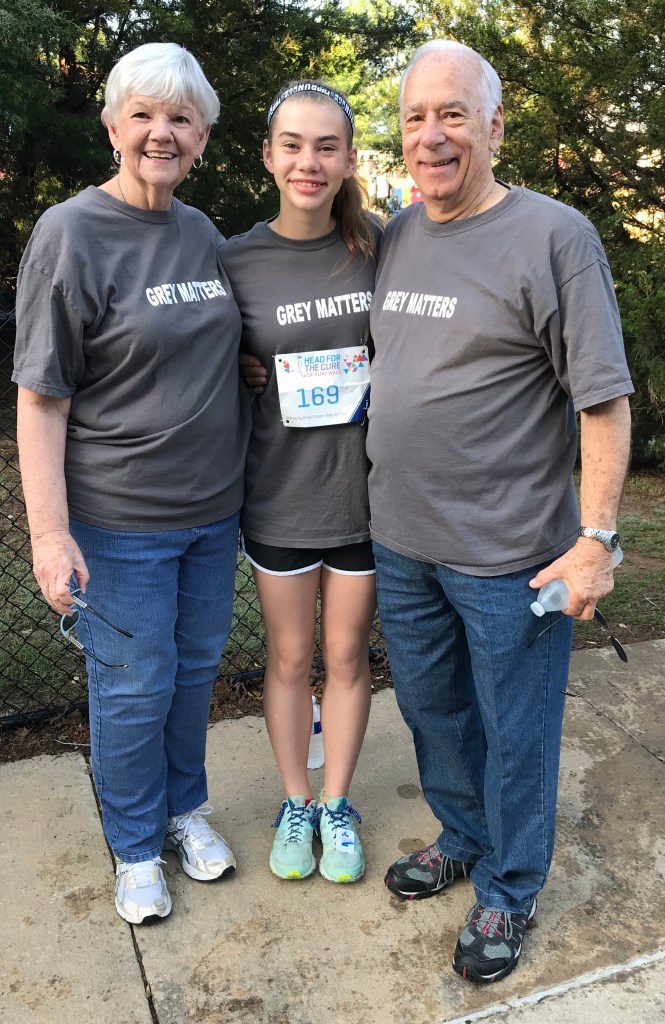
[
  {"xmin": 307, "ymin": 694, "xmax": 324, "ymax": 769},
  {"xmin": 530, "ymin": 546, "xmax": 623, "ymax": 616}
]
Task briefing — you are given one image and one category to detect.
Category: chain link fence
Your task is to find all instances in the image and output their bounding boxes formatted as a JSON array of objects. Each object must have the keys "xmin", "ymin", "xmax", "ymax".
[{"xmin": 0, "ymin": 307, "xmax": 385, "ymax": 730}]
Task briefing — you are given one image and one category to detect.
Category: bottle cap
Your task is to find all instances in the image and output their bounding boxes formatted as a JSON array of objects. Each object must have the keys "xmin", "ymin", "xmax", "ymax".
[{"xmin": 530, "ymin": 600, "xmax": 546, "ymax": 617}]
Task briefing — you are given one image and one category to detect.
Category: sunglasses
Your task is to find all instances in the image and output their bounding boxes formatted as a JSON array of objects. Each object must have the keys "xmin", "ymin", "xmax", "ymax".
[
  {"xmin": 528, "ymin": 607, "xmax": 628, "ymax": 664},
  {"xmin": 60, "ymin": 591, "xmax": 133, "ymax": 668}
]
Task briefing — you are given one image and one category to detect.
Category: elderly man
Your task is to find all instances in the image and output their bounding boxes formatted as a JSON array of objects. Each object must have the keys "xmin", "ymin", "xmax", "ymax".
[{"xmin": 368, "ymin": 39, "xmax": 633, "ymax": 983}]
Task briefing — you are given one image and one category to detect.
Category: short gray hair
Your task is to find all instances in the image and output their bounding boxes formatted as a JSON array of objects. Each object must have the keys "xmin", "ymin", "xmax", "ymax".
[
  {"xmin": 102, "ymin": 42, "xmax": 220, "ymax": 127},
  {"xmin": 399, "ymin": 40, "xmax": 502, "ymax": 124}
]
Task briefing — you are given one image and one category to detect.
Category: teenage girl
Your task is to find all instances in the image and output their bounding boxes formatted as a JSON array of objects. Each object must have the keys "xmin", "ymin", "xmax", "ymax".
[{"xmin": 220, "ymin": 80, "xmax": 380, "ymax": 883}]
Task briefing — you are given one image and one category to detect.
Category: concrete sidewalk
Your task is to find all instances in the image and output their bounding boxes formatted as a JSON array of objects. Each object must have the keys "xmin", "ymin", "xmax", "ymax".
[{"xmin": 1, "ymin": 640, "xmax": 664, "ymax": 1024}]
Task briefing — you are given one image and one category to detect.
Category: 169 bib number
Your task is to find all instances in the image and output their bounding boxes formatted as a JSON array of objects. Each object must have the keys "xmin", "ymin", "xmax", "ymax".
[
  {"xmin": 275, "ymin": 345, "xmax": 370, "ymax": 428},
  {"xmin": 297, "ymin": 385, "xmax": 340, "ymax": 408}
]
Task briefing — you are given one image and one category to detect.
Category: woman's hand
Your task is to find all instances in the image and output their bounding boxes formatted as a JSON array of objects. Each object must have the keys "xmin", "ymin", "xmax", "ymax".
[
  {"xmin": 31, "ymin": 529, "xmax": 89, "ymax": 614},
  {"xmin": 239, "ymin": 352, "xmax": 268, "ymax": 395}
]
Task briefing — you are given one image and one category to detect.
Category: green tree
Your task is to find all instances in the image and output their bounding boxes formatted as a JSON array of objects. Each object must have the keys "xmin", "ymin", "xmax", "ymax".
[
  {"xmin": 141, "ymin": 0, "xmax": 415, "ymax": 229},
  {"xmin": 0, "ymin": 0, "xmax": 414, "ymax": 304},
  {"xmin": 0, "ymin": 2, "xmax": 138, "ymax": 304}
]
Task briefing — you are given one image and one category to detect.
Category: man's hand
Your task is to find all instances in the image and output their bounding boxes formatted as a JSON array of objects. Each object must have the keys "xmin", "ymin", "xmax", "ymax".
[
  {"xmin": 529, "ymin": 539, "xmax": 615, "ymax": 619},
  {"xmin": 31, "ymin": 529, "xmax": 89, "ymax": 615},
  {"xmin": 239, "ymin": 352, "xmax": 268, "ymax": 395}
]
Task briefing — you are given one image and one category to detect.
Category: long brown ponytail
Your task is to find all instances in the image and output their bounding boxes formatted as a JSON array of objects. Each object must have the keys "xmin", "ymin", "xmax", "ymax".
[{"xmin": 332, "ymin": 175, "xmax": 376, "ymax": 263}]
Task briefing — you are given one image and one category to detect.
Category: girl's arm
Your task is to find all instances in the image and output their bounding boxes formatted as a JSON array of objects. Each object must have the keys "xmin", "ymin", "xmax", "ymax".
[{"xmin": 239, "ymin": 351, "xmax": 268, "ymax": 395}]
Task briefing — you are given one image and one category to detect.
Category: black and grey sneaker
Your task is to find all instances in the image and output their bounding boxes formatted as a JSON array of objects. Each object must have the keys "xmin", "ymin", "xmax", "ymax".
[
  {"xmin": 384, "ymin": 843, "xmax": 473, "ymax": 900},
  {"xmin": 452, "ymin": 899, "xmax": 537, "ymax": 983}
]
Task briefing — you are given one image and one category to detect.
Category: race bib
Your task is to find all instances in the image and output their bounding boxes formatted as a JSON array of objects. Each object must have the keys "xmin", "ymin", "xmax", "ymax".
[{"xmin": 274, "ymin": 345, "xmax": 370, "ymax": 428}]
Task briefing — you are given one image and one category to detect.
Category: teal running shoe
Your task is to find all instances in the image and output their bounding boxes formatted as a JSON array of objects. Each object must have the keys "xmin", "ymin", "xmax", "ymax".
[
  {"xmin": 269, "ymin": 796, "xmax": 317, "ymax": 880},
  {"xmin": 317, "ymin": 797, "xmax": 365, "ymax": 883}
]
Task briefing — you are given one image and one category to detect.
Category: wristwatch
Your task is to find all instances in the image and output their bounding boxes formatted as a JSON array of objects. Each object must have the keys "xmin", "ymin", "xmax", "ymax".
[{"xmin": 578, "ymin": 527, "xmax": 621, "ymax": 552}]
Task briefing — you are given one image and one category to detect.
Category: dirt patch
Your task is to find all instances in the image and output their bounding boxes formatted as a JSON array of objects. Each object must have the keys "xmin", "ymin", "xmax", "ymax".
[
  {"xmin": 620, "ymin": 551, "xmax": 665, "ymax": 573},
  {"xmin": 573, "ymin": 621, "xmax": 663, "ymax": 653}
]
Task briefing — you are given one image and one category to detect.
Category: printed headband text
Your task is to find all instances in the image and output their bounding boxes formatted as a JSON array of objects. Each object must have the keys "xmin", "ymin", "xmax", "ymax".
[{"xmin": 267, "ymin": 83, "xmax": 355, "ymax": 132}]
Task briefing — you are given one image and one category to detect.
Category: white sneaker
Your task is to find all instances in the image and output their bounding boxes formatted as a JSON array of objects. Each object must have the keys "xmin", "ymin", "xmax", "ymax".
[
  {"xmin": 114, "ymin": 856, "xmax": 171, "ymax": 924},
  {"xmin": 164, "ymin": 804, "xmax": 236, "ymax": 881}
]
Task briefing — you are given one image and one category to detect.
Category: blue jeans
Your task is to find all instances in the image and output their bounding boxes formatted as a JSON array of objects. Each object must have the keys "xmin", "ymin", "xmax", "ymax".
[
  {"xmin": 70, "ymin": 514, "xmax": 239, "ymax": 862},
  {"xmin": 373, "ymin": 541, "xmax": 573, "ymax": 913}
]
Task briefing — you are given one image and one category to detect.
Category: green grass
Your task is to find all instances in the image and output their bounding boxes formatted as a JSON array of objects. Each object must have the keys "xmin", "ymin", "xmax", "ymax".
[
  {"xmin": 576, "ymin": 570, "xmax": 663, "ymax": 630},
  {"xmin": 617, "ymin": 513, "xmax": 665, "ymax": 560},
  {"xmin": 572, "ymin": 475, "xmax": 665, "ymax": 647}
]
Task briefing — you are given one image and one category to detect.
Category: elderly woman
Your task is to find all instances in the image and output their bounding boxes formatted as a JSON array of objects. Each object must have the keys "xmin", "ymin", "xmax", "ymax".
[{"xmin": 12, "ymin": 43, "xmax": 250, "ymax": 924}]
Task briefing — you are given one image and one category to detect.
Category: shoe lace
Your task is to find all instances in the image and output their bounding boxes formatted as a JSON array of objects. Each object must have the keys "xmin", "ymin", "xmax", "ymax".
[
  {"xmin": 122, "ymin": 857, "xmax": 165, "ymax": 887},
  {"xmin": 273, "ymin": 799, "xmax": 313, "ymax": 843},
  {"xmin": 416, "ymin": 846, "xmax": 469, "ymax": 885},
  {"xmin": 467, "ymin": 904, "xmax": 514, "ymax": 941},
  {"xmin": 319, "ymin": 801, "xmax": 362, "ymax": 830},
  {"xmin": 417, "ymin": 844, "xmax": 442, "ymax": 868},
  {"xmin": 174, "ymin": 804, "xmax": 217, "ymax": 849}
]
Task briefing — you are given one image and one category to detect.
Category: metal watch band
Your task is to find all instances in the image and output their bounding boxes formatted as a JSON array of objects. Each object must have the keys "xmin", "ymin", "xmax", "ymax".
[{"xmin": 578, "ymin": 527, "xmax": 620, "ymax": 551}]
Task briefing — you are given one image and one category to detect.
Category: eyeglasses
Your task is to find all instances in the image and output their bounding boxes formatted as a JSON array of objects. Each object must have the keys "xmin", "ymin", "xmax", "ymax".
[
  {"xmin": 527, "ymin": 607, "xmax": 628, "ymax": 664},
  {"xmin": 592, "ymin": 607, "xmax": 628, "ymax": 663},
  {"xmin": 60, "ymin": 590, "xmax": 133, "ymax": 668}
]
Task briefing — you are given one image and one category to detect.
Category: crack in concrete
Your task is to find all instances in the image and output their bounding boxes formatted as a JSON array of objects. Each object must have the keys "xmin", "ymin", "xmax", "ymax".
[
  {"xmin": 566, "ymin": 691, "xmax": 665, "ymax": 765},
  {"xmin": 434, "ymin": 948, "xmax": 665, "ymax": 1024},
  {"xmin": 84, "ymin": 754, "xmax": 160, "ymax": 1024}
]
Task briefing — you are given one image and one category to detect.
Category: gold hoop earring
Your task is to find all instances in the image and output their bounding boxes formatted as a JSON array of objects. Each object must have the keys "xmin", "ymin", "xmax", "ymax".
[
  {"xmin": 192, "ymin": 155, "xmax": 203, "ymax": 170},
  {"xmin": 113, "ymin": 150, "xmax": 122, "ymax": 165}
]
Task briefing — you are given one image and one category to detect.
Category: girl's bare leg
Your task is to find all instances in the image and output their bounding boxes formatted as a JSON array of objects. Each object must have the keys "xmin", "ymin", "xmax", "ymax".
[
  {"xmin": 319, "ymin": 569, "xmax": 377, "ymax": 799},
  {"xmin": 253, "ymin": 567, "xmax": 321, "ymax": 798}
]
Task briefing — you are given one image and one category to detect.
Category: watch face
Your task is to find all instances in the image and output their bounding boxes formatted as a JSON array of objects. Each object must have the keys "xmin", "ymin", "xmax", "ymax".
[{"xmin": 608, "ymin": 533, "xmax": 620, "ymax": 550}]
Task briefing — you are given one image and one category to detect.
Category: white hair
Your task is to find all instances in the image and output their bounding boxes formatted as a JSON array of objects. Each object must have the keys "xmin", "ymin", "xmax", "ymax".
[
  {"xmin": 102, "ymin": 42, "xmax": 220, "ymax": 127},
  {"xmin": 399, "ymin": 40, "xmax": 502, "ymax": 124}
]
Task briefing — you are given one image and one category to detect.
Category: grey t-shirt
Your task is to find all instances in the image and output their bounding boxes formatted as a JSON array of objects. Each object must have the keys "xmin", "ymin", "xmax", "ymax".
[
  {"xmin": 13, "ymin": 186, "xmax": 250, "ymax": 531},
  {"xmin": 219, "ymin": 221, "xmax": 376, "ymax": 547},
  {"xmin": 367, "ymin": 186, "xmax": 634, "ymax": 574}
]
